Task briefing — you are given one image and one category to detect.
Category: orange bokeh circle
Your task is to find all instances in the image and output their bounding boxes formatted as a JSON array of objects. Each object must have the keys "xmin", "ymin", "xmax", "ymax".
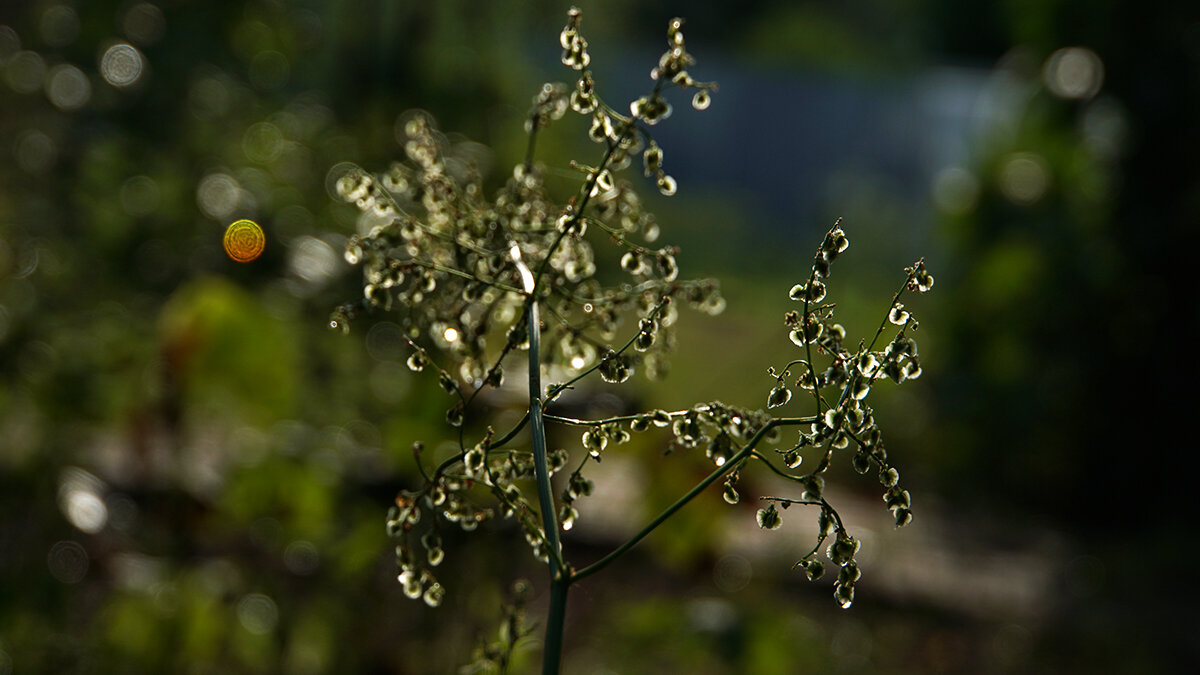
[{"xmin": 223, "ymin": 219, "xmax": 265, "ymax": 263}]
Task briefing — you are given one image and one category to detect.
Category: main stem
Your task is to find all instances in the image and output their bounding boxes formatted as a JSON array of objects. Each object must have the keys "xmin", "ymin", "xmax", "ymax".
[{"xmin": 527, "ymin": 298, "xmax": 568, "ymax": 674}]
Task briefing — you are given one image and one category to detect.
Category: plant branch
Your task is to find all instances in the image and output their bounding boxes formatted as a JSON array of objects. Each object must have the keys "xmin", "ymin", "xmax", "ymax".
[{"xmin": 571, "ymin": 416, "xmax": 810, "ymax": 583}]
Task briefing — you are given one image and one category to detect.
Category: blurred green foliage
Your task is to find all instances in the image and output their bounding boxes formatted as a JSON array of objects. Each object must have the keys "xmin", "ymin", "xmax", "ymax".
[{"xmin": 1, "ymin": 0, "xmax": 1196, "ymax": 672}]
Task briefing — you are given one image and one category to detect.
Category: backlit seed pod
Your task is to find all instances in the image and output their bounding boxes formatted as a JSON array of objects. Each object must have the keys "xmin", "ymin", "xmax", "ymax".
[
  {"xmin": 902, "ymin": 359, "xmax": 923, "ymax": 380},
  {"xmin": 828, "ymin": 535, "xmax": 859, "ymax": 566},
  {"xmin": 879, "ymin": 467, "xmax": 899, "ymax": 488},
  {"xmin": 767, "ymin": 383, "xmax": 792, "ymax": 408},
  {"xmin": 802, "ymin": 476, "xmax": 824, "ymax": 501},
  {"xmin": 756, "ymin": 504, "xmax": 782, "ymax": 530},
  {"xmin": 813, "ymin": 256, "xmax": 831, "ymax": 278},
  {"xmin": 559, "ymin": 505, "xmax": 578, "ymax": 531},
  {"xmin": 423, "ymin": 582, "xmax": 445, "ymax": 607},
  {"xmin": 722, "ymin": 481, "xmax": 740, "ymax": 504},
  {"xmin": 407, "ymin": 352, "xmax": 428, "ymax": 372},
  {"xmin": 838, "ymin": 561, "xmax": 861, "ymax": 585},
  {"xmin": 807, "ymin": 280, "xmax": 827, "ymax": 302},
  {"xmin": 784, "ymin": 449, "xmax": 803, "ymax": 469},
  {"xmin": 692, "ymin": 89, "xmax": 711, "ymax": 110},
  {"xmin": 857, "ymin": 353, "xmax": 879, "ymax": 376},
  {"xmin": 852, "ymin": 452, "xmax": 871, "ymax": 474},
  {"xmin": 656, "ymin": 173, "xmax": 678, "ymax": 196},
  {"xmin": 446, "ymin": 403, "xmax": 464, "ymax": 427},
  {"xmin": 884, "ymin": 487, "xmax": 910, "ymax": 510},
  {"xmin": 642, "ymin": 144, "xmax": 663, "ymax": 176},
  {"xmin": 817, "ymin": 509, "xmax": 836, "ymax": 537},
  {"xmin": 582, "ymin": 428, "xmax": 608, "ymax": 457},
  {"xmin": 834, "ymin": 582, "xmax": 855, "ymax": 609},
  {"xmin": 894, "ymin": 507, "xmax": 913, "ymax": 527},
  {"xmin": 803, "ymin": 559, "xmax": 826, "ymax": 581},
  {"xmin": 888, "ymin": 303, "xmax": 910, "ymax": 325}
]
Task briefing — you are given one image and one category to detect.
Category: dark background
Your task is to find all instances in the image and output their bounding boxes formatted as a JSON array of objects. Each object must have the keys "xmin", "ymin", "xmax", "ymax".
[{"xmin": 1, "ymin": 0, "xmax": 1196, "ymax": 672}]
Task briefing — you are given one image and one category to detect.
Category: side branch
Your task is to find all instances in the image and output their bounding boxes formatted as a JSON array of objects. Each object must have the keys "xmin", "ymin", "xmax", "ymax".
[{"xmin": 570, "ymin": 416, "xmax": 811, "ymax": 583}]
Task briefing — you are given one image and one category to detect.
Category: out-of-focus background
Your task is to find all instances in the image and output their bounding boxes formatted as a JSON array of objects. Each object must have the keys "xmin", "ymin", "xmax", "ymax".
[{"xmin": 1, "ymin": 0, "xmax": 1195, "ymax": 672}]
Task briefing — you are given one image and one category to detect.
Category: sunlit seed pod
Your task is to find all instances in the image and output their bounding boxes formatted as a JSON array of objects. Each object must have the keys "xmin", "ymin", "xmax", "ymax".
[
  {"xmin": 883, "ymin": 361, "xmax": 905, "ymax": 384},
  {"xmin": 560, "ymin": 505, "xmax": 578, "ymax": 531},
  {"xmin": 582, "ymin": 428, "xmax": 608, "ymax": 455},
  {"xmin": 691, "ymin": 89, "xmax": 711, "ymax": 110},
  {"xmin": 767, "ymin": 384, "xmax": 792, "ymax": 409},
  {"xmin": 421, "ymin": 532, "xmax": 441, "ymax": 550},
  {"xmin": 403, "ymin": 577, "xmax": 423, "ymax": 599},
  {"xmin": 845, "ymin": 407, "xmax": 866, "ymax": 431},
  {"xmin": 784, "ymin": 449, "xmax": 802, "ymax": 469},
  {"xmin": 599, "ymin": 356, "xmax": 631, "ymax": 383},
  {"xmin": 757, "ymin": 505, "xmax": 783, "ymax": 530},
  {"xmin": 884, "ymin": 487, "xmax": 910, "ymax": 510},
  {"xmin": 879, "ymin": 467, "xmax": 899, "ymax": 488},
  {"xmin": 656, "ymin": 173, "xmax": 677, "ymax": 196},
  {"xmin": 631, "ymin": 415, "xmax": 652, "ymax": 432},
  {"xmin": 427, "ymin": 547, "xmax": 445, "ymax": 566},
  {"xmin": 789, "ymin": 283, "xmax": 806, "ymax": 301},
  {"xmin": 838, "ymin": 561, "xmax": 861, "ymax": 586},
  {"xmin": 831, "ymin": 431, "xmax": 850, "ymax": 450},
  {"xmin": 857, "ymin": 353, "xmax": 879, "ymax": 377},
  {"xmin": 803, "ymin": 559, "xmax": 826, "ymax": 581},
  {"xmin": 852, "ymin": 452, "xmax": 871, "ymax": 474},
  {"xmin": 635, "ymin": 327, "xmax": 656, "ymax": 351},
  {"xmin": 889, "ymin": 303, "xmax": 910, "ymax": 326},
  {"xmin": 828, "ymin": 535, "xmax": 859, "ymax": 566},
  {"xmin": 813, "ymin": 257, "xmax": 831, "ymax": 278},
  {"xmin": 620, "ymin": 251, "xmax": 642, "ymax": 273},
  {"xmin": 817, "ymin": 509, "xmax": 836, "ymax": 537},
  {"xmin": 406, "ymin": 352, "xmax": 427, "ymax": 372},
  {"xmin": 596, "ymin": 169, "xmax": 614, "ymax": 192},
  {"xmin": 788, "ymin": 330, "xmax": 807, "ymax": 348},
  {"xmin": 894, "ymin": 507, "xmax": 913, "ymax": 527},
  {"xmin": 831, "ymin": 229, "xmax": 849, "ymax": 253},
  {"xmin": 438, "ymin": 372, "xmax": 456, "ymax": 393},
  {"xmin": 802, "ymin": 476, "xmax": 824, "ymax": 501},
  {"xmin": 423, "ymin": 583, "xmax": 445, "ymax": 607},
  {"xmin": 807, "ymin": 280, "xmax": 827, "ymax": 302},
  {"xmin": 650, "ymin": 410, "xmax": 672, "ymax": 427},
  {"xmin": 700, "ymin": 293, "xmax": 726, "ymax": 315},
  {"xmin": 464, "ymin": 447, "xmax": 486, "ymax": 476},
  {"xmin": 850, "ymin": 379, "xmax": 870, "ymax": 400},
  {"xmin": 902, "ymin": 360, "xmax": 923, "ymax": 380},
  {"xmin": 803, "ymin": 321, "xmax": 824, "ymax": 344},
  {"xmin": 642, "ymin": 144, "xmax": 663, "ymax": 176},
  {"xmin": 824, "ymin": 408, "xmax": 843, "ymax": 429},
  {"xmin": 429, "ymin": 486, "xmax": 446, "ymax": 506},
  {"xmin": 722, "ymin": 481, "xmax": 740, "ymax": 504},
  {"xmin": 834, "ymin": 582, "xmax": 855, "ymax": 609}
]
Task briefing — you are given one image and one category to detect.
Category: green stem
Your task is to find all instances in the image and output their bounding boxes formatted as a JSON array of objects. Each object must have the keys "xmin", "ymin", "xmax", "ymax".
[
  {"xmin": 527, "ymin": 298, "xmax": 568, "ymax": 673},
  {"xmin": 543, "ymin": 575, "xmax": 569, "ymax": 675}
]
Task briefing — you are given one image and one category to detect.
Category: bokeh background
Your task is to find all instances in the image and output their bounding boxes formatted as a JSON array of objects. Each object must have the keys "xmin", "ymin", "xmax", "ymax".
[{"xmin": 1, "ymin": 0, "xmax": 1196, "ymax": 672}]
